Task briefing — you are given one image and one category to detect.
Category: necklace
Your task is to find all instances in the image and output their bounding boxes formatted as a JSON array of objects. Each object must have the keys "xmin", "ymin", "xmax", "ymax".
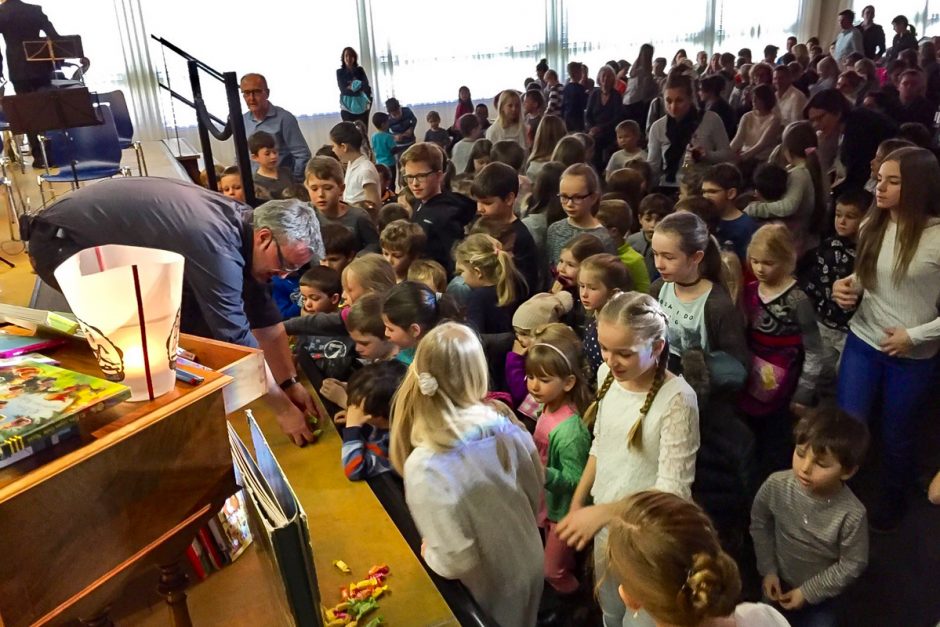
[{"xmin": 675, "ymin": 277, "xmax": 702, "ymax": 287}]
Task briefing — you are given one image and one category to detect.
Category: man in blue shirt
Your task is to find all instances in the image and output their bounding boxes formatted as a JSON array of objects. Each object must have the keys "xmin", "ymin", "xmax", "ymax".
[
  {"xmin": 241, "ymin": 73, "xmax": 311, "ymax": 182},
  {"xmin": 25, "ymin": 178, "xmax": 325, "ymax": 446},
  {"xmin": 834, "ymin": 9, "xmax": 864, "ymax": 66}
]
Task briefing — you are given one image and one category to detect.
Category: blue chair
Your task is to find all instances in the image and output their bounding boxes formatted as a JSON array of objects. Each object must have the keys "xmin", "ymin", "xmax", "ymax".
[
  {"xmin": 95, "ymin": 90, "xmax": 147, "ymax": 175},
  {"xmin": 38, "ymin": 104, "xmax": 128, "ymax": 206}
]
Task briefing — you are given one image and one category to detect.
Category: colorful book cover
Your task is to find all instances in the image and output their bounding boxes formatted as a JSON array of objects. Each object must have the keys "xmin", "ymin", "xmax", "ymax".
[
  {"xmin": 0, "ymin": 362, "xmax": 131, "ymax": 467},
  {"xmin": 217, "ymin": 490, "xmax": 253, "ymax": 562}
]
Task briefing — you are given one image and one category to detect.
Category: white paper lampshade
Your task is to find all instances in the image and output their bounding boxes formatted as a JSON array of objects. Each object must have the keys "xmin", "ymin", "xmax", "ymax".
[{"xmin": 54, "ymin": 245, "xmax": 185, "ymax": 402}]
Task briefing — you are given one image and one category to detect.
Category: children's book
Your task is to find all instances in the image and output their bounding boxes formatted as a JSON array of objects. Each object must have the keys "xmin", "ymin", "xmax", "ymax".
[
  {"xmin": 0, "ymin": 362, "xmax": 131, "ymax": 468},
  {"xmin": 0, "ymin": 332, "xmax": 66, "ymax": 359}
]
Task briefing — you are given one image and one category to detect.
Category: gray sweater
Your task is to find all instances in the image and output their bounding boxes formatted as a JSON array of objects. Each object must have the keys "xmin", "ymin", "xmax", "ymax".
[{"xmin": 750, "ymin": 471, "xmax": 868, "ymax": 605}]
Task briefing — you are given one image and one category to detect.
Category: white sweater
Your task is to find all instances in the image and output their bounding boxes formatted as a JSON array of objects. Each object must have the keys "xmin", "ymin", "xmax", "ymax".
[
  {"xmin": 404, "ymin": 407, "xmax": 544, "ymax": 627},
  {"xmin": 850, "ymin": 220, "xmax": 940, "ymax": 359},
  {"xmin": 590, "ymin": 365, "xmax": 699, "ymax": 504},
  {"xmin": 776, "ymin": 86, "xmax": 808, "ymax": 127},
  {"xmin": 647, "ymin": 110, "xmax": 732, "ymax": 188},
  {"xmin": 485, "ymin": 120, "xmax": 527, "ymax": 151},
  {"xmin": 730, "ymin": 109, "xmax": 782, "ymax": 162}
]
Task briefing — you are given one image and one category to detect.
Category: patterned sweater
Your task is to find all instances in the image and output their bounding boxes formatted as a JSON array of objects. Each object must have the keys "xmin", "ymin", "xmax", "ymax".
[{"xmin": 341, "ymin": 425, "xmax": 391, "ymax": 481}]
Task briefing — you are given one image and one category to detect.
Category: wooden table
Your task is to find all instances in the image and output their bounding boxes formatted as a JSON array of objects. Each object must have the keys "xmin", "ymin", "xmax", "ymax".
[
  {"xmin": 0, "ymin": 333, "xmax": 264, "ymax": 627},
  {"xmin": 231, "ymin": 398, "xmax": 460, "ymax": 627}
]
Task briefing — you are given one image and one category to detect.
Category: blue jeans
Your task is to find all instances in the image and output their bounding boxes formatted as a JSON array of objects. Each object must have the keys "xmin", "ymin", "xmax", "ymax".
[
  {"xmin": 781, "ymin": 596, "xmax": 839, "ymax": 627},
  {"xmin": 837, "ymin": 332, "xmax": 937, "ymax": 494}
]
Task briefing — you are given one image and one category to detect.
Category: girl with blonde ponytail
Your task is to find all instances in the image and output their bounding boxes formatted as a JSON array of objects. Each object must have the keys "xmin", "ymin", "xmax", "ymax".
[
  {"xmin": 389, "ymin": 322, "xmax": 544, "ymax": 626},
  {"xmin": 607, "ymin": 490, "xmax": 789, "ymax": 627},
  {"xmin": 556, "ymin": 291, "xmax": 700, "ymax": 626},
  {"xmin": 455, "ymin": 233, "xmax": 526, "ymax": 333}
]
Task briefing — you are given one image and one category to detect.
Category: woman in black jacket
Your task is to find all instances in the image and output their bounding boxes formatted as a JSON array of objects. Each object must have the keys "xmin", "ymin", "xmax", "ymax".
[
  {"xmin": 337, "ymin": 47, "xmax": 372, "ymax": 125},
  {"xmin": 585, "ymin": 65, "xmax": 623, "ymax": 171}
]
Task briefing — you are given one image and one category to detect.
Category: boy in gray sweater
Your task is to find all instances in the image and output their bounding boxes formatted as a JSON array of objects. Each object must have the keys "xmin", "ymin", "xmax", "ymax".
[{"xmin": 750, "ymin": 409, "xmax": 870, "ymax": 627}]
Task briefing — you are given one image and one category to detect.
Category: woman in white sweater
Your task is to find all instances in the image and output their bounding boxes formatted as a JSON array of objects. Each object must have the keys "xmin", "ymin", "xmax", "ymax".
[
  {"xmin": 744, "ymin": 121, "xmax": 828, "ymax": 258},
  {"xmin": 647, "ymin": 72, "xmax": 732, "ymax": 190},
  {"xmin": 391, "ymin": 322, "xmax": 544, "ymax": 626},
  {"xmin": 833, "ymin": 147, "xmax": 940, "ymax": 533},
  {"xmin": 730, "ymin": 84, "xmax": 782, "ymax": 163}
]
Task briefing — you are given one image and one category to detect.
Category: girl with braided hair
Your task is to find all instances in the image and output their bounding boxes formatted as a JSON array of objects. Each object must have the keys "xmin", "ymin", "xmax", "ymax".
[
  {"xmin": 556, "ymin": 291, "xmax": 700, "ymax": 626},
  {"xmin": 607, "ymin": 490, "xmax": 789, "ymax": 626}
]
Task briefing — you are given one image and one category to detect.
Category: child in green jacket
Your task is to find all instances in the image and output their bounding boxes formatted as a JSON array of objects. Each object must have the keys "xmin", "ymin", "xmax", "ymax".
[{"xmin": 525, "ymin": 324, "xmax": 593, "ymax": 596}]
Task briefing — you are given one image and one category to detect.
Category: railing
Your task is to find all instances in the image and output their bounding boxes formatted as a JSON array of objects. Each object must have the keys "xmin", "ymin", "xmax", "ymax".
[{"xmin": 150, "ymin": 36, "xmax": 255, "ymax": 205}]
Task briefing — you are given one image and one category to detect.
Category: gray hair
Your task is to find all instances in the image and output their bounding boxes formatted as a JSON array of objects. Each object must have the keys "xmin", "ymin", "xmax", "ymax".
[{"xmin": 253, "ymin": 199, "xmax": 325, "ymax": 261}]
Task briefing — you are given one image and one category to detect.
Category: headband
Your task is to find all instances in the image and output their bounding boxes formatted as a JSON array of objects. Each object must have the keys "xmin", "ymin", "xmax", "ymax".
[{"xmin": 531, "ymin": 342, "xmax": 573, "ymax": 373}]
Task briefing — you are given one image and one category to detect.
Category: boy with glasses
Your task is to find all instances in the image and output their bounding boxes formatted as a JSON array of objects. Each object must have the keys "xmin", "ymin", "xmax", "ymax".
[{"xmin": 401, "ymin": 143, "xmax": 475, "ymax": 276}]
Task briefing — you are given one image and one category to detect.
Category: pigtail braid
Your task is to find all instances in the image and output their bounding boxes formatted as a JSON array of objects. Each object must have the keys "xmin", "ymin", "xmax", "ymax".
[
  {"xmin": 627, "ymin": 338, "xmax": 670, "ymax": 449},
  {"xmin": 582, "ymin": 371, "xmax": 614, "ymax": 429}
]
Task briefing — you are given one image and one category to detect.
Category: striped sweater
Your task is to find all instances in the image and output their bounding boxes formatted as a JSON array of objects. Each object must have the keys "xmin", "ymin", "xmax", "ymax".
[{"xmin": 341, "ymin": 425, "xmax": 391, "ymax": 481}]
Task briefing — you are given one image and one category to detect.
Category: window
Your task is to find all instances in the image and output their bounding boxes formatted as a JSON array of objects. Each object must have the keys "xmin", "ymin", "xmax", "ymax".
[
  {"xmin": 565, "ymin": 2, "xmax": 709, "ymax": 75},
  {"xmin": 368, "ymin": 0, "xmax": 546, "ymax": 106},
  {"xmin": 715, "ymin": 0, "xmax": 803, "ymax": 58},
  {"xmin": 144, "ymin": 1, "xmax": 359, "ymax": 126}
]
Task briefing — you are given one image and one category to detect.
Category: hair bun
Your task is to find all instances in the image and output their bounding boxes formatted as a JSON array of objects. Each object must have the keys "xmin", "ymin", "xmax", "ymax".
[{"xmin": 682, "ymin": 552, "xmax": 740, "ymax": 621}]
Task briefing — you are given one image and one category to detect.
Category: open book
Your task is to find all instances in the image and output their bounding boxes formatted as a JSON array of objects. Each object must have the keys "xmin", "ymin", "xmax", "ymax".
[{"xmin": 228, "ymin": 411, "xmax": 322, "ymax": 626}]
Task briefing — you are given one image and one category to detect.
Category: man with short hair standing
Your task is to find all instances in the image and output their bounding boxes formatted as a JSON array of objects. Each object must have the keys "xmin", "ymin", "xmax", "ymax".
[
  {"xmin": 241, "ymin": 73, "xmax": 311, "ymax": 182},
  {"xmin": 834, "ymin": 9, "xmax": 864, "ymax": 67}
]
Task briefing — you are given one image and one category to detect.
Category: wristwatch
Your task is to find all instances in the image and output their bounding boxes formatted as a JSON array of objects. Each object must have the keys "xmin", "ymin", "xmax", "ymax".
[{"xmin": 279, "ymin": 375, "xmax": 300, "ymax": 390}]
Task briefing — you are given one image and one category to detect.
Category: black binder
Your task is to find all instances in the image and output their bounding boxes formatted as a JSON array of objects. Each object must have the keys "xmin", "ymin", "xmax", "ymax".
[{"xmin": 228, "ymin": 411, "xmax": 322, "ymax": 627}]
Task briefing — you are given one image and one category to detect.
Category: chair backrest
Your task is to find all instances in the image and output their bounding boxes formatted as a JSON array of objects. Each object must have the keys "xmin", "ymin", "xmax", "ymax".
[
  {"xmin": 41, "ymin": 105, "xmax": 122, "ymax": 170},
  {"xmin": 95, "ymin": 90, "xmax": 133, "ymax": 147}
]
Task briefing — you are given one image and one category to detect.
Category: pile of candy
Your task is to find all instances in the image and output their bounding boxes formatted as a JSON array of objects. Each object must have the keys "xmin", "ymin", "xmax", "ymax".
[{"xmin": 323, "ymin": 563, "xmax": 391, "ymax": 626}]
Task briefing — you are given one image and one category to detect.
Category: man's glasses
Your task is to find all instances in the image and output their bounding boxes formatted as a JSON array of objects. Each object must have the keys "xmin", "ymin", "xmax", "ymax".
[
  {"xmin": 272, "ymin": 237, "xmax": 304, "ymax": 274},
  {"xmin": 403, "ymin": 171, "xmax": 438, "ymax": 184},
  {"xmin": 241, "ymin": 89, "xmax": 266, "ymax": 97},
  {"xmin": 557, "ymin": 193, "xmax": 594, "ymax": 205}
]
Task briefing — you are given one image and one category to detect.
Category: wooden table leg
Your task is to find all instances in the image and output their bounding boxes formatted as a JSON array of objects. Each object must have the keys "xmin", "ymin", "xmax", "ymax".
[
  {"xmin": 79, "ymin": 610, "xmax": 114, "ymax": 627},
  {"xmin": 158, "ymin": 560, "xmax": 193, "ymax": 627}
]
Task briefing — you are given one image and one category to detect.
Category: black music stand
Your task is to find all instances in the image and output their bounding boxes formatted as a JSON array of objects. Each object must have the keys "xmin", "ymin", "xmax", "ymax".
[
  {"xmin": 1, "ymin": 88, "xmax": 99, "ymax": 189},
  {"xmin": 23, "ymin": 36, "xmax": 84, "ymax": 82}
]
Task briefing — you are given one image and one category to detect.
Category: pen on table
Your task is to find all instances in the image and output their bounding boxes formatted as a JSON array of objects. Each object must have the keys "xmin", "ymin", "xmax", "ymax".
[{"xmin": 176, "ymin": 368, "xmax": 204, "ymax": 385}]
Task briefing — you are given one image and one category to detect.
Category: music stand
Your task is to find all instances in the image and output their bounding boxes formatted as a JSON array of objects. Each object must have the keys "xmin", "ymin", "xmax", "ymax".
[
  {"xmin": 24, "ymin": 36, "xmax": 84, "ymax": 82},
  {"xmin": 1, "ymin": 88, "xmax": 99, "ymax": 189}
]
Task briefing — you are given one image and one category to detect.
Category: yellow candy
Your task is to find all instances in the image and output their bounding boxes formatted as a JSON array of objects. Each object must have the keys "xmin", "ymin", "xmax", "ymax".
[{"xmin": 333, "ymin": 560, "xmax": 352, "ymax": 573}]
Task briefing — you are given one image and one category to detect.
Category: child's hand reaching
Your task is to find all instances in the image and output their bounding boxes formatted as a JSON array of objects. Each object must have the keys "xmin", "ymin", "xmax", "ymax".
[
  {"xmin": 556, "ymin": 504, "xmax": 616, "ymax": 551},
  {"xmin": 320, "ymin": 378, "xmax": 348, "ymax": 408},
  {"xmin": 778, "ymin": 587, "xmax": 805, "ymax": 610},
  {"xmin": 762, "ymin": 573, "xmax": 782, "ymax": 601}
]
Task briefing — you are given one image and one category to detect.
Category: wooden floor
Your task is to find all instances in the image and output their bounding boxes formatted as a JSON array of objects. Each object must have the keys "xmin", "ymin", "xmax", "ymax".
[{"xmin": 0, "ymin": 145, "xmax": 292, "ymax": 627}]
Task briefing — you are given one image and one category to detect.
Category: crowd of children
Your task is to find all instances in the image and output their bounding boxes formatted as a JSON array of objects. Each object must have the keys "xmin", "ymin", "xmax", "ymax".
[{"xmin": 194, "ymin": 12, "xmax": 940, "ymax": 624}]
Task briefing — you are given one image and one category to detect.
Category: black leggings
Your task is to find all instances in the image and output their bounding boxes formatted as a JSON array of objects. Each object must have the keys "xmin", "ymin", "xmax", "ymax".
[{"xmin": 340, "ymin": 108, "xmax": 371, "ymax": 127}]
